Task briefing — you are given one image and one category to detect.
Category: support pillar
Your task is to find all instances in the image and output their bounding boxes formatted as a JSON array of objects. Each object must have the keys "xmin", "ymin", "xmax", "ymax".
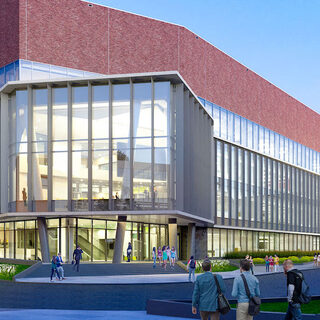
[
  {"xmin": 187, "ymin": 223, "xmax": 196, "ymax": 259},
  {"xmin": 113, "ymin": 216, "xmax": 127, "ymax": 264},
  {"xmin": 67, "ymin": 218, "xmax": 74, "ymax": 263},
  {"xmin": 168, "ymin": 218, "xmax": 178, "ymax": 259},
  {"xmin": 37, "ymin": 217, "xmax": 50, "ymax": 263}
]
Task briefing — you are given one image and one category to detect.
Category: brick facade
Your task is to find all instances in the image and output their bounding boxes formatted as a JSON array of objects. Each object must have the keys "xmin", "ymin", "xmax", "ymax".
[{"xmin": 1, "ymin": 0, "xmax": 319, "ymax": 152}]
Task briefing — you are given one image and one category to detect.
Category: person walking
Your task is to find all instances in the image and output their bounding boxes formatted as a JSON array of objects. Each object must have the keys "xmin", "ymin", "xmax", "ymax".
[
  {"xmin": 56, "ymin": 252, "xmax": 65, "ymax": 280},
  {"xmin": 127, "ymin": 242, "xmax": 132, "ymax": 262},
  {"xmin": 170, "ymin": 247, "xmax": 176, "ymax": 267},
  {"xmin": 317, "ymin": 253, "xmax": 320, "ymax": 267},
  {"xmin": 269, "ymin": 256, "xmax": 274, "ymax": 272},
  {"xmin": 249, "ymin": 256, "xmax": 254, "ymax": 275},
  {"xmin": 232, "ymin": 259, "xmax": 260, "ymax": 320},
  {"xmin": 72, "ymin": 246, "xmax": 83, "ymax": 272},
  {"xmin": 152, "ymin": 247, "xmax": 157, "ymax": 268},
  {"xmin": 313, "ymin": 253, "xmax": 317, "ymax": 267},
  {"xmin": 265, "ymin": 255, "xmax": 270, "ymax": 272},
  {"xmin": 162, "ymin": 245, "xmax": 168, "ymax": 270},
  {"xmin": 274, "ymin": 255, "xmax": 280, "ymax": 272},
  {"xmin": 192, "ymin": 259, "xmax": 226, "ymax": 320},
  {"xmin": 187, "ymin": 255, "xmax": 196, "ymax": 282},
  {"xmin": 166, "ymin": 246, "xmax": 171, "ymax": 267},
  {"xmin": 283, "ymin": 259, "xmax": 303, "ymax": 320},
  {"xmin": 157, "ymin": 246, "xmax": 162, "ymax": 265},
  {"xmin": 50, "ymin": 255, "xmax": 61, "ymax": 282}
]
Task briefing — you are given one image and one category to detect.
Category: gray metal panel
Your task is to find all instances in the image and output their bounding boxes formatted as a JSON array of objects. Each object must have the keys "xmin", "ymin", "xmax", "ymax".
[
  {"xmin": 151, "ymin": 79, "xmax": 155, "ymax": 209},
  {"xmin": 47, "ymin": 85, "xmax": 53, "ymax": 212},
  {"xmin": 274, "ymin": 161, "xmax": 278, "ymax": 231},
  {"xmin": 259, "ymin": 155, "xmax": 263, "ymax": 229},
  {"xmin": 0, "ymin": 93, "xmax": 9, "ymax": 212},
  {"xmin": 280, "ymin": 163, "xmax": 284, "ymax": 231},
  {"xmin": 108, "ymin": 81, "xmax": 112, "ymax": 210},
  {"xmin": 221, "ymin": 142, "xmax": 225, "ymax": 225},
  {"xmin": 129, "ymin": 79, "xmax": 133, "ymax": 209},
  {"xmin": 67, "ymin": 83, "xmax": 72, "ymax": 211},
  {"xmin": 27, "ymin": 85, "xmax": 33, "ymax": 212},
  {"xmin": 270, "ymin": 160, "xmax": 273, "ymax": 229},
  {"xmin": 264, "ymin": 158, "xmax": 268, "ymax": 230},
  {"xmin": 175, "ymin": 84, "xmax": 185, "ymax": 211},
  {"xmin": 228, "ymin": 144, "xmax": 232, "ymax": 226},
  {"xmin": 87, "ymin": 82, "xmax": 93, "ymax": 211}
]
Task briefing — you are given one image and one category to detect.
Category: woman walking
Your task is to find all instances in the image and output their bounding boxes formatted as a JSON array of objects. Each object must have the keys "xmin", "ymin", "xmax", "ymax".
[
  {"xmin": 152, "ymin": 247, "xmax": 157, "ymax": 268},
  {"xmin": 269, "ymin": 255, "xmax": 274, "ymax": 272},
  {"xmin": 162, "ymin": 245, "xmax": 168, "ymax": 270},
  {"xmin": 265, "ymin": 255, "xmax": 270, "ymax": 272},
  {"xmin": 313, "ymin": 253, "xmax": 317, "ymax": 267},
  {"xmin": 50, "ymin": 255, "xmax": 61, "ymax": 282},
  {"xmin": 157, "ymin": 246, "xmax": 162, "ymax": 266},
  {"xmin": 317, "ymin": 253, "xmax": 320, "ymax": 267},
  {"xmin": 166, "ymin": 246, "xmax": 171, "ymax": 267},
  {"xmin": 170, "ymin": 247, "xmax": 176, "ymax": 267},
  {"xmin": 249, "ymin": 256, "xmax": 254, "ymax": 274}
]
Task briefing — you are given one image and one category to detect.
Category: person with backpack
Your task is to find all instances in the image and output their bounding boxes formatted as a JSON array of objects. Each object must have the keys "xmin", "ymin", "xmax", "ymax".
[
  {"xmin": 192, "ymin": 259, "xmax": 227, "ymax": 320},
  {"xmin": 187, "ymin": 256, "xmax": 196, "ymax": 282},
  {"xmin": 283, "ymin": 259, "xmax": 310, "ymax": 320},
  {"xmin": 232, "ymin": 259, "xmax": 260, "ymax": 320}
]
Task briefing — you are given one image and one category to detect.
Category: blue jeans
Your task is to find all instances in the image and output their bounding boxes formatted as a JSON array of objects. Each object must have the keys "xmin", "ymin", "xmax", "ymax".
[
  {"xmin": 285, "ymin": 303, "xmax": 302, "ymax": 320},
  {"xmin": 153, "ymin": 256, "xmax": 156, "ymax": 268},
  {"xmin": 189, "ymin": 268, "xmax": 195, "ymax": 282},
  {"xmin": 266, "ymin": 263, "xmax": 269, "ymax": 272}
]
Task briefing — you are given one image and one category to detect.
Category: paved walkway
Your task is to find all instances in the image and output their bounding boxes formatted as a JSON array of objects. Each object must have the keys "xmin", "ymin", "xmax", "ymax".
[
  {"xmin": 16, "ymin": 262, "xmax": 316, "ymax": 284},
  {"xmin": 0, "ymin": 309, "xmax": 188, "ymax": 320}
]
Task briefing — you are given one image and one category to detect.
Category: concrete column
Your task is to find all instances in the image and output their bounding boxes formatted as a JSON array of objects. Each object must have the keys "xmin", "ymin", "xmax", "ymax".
[
  {"xmin": 168, "ymin": 218, "xmax": 178, "ymax": 259},
  {"xmin": 187, "ymin": 223, "xmax": 196, "ymax": 259},
  {"xmin": 67, "ymin": 218, "xmax": 74, "ymax": 262},
  {"xmin": 113, "ymin": 216, "xmax": 127, "ymax": 263},
  {"xmin": 37, "ymin": 217, "xmax": 50, "ymax": 262}
]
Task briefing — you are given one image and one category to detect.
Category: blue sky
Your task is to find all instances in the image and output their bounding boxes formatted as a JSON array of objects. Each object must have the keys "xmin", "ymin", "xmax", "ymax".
[{"xmin": 88, "ymin": 0, "xmax": 320, "ymax": 114}]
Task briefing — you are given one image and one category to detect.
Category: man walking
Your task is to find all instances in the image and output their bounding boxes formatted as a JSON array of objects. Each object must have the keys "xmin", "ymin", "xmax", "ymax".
[
  {"xmin": 56, "ymin": 252, "xmax": 65, "ymax": 279},
  {"xmin": 72, "ymin": 246, "xmax": 83, "ymax": 272},
  {"xmin": 127, "ymin": 242, "xmax": 132, "ymax": 262},
  {"xmin": 192, "ymin": 259, "xmax": 226, "ymax": 320},
  {"xmin": 283, "ymin": 259, "xmax": 302, "ymax": 320},
  {"xmin": 232, "ymin": 259, "xmax": 260, "ymax": 320}
]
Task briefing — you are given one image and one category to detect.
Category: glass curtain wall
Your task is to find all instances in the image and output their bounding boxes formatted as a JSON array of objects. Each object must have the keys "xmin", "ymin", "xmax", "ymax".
[
  {"xmin": 215, "ymin": 139, "xmax": 320, "ymax": 234},
  {"xmin": 8, "ymin": 80, "xmax": 172, "ymax": 212}
]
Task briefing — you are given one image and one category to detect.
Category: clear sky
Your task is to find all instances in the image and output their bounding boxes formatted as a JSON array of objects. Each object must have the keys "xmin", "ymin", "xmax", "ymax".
[{"xmin": 88, "ymin": 0, "xmax": 320, "ymax": 114}]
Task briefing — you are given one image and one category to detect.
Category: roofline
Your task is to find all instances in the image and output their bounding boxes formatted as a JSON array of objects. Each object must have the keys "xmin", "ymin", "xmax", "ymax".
[
  {"xmin": 0, "ymin": 70, "xmax": 213, "ymax": 122},
  {"xmin": 81, "ymin": 0, "xmax": 317, "ymax": 114}
]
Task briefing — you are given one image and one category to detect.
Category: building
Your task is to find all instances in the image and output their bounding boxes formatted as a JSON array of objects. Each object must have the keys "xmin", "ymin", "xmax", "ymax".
[{"xmin": 0, "ymin": 0, "xmax": 319, "ymax": 262}]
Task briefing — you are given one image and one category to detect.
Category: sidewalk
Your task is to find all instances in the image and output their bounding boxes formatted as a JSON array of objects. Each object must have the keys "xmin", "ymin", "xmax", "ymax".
[{"xmin": 15, "ymin": 262, "xmax": 316, "ymax": 285}]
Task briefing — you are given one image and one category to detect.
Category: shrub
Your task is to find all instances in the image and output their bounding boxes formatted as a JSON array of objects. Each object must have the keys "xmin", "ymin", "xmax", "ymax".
[
  {"xmin": 279, "ymin": 257, "xmax": 288, "ymax": 264},
  {"xmin": 287, "ymin": 256, "xmax": 300, "ymax": 263},
  {"xmin": 299, "ymin": 256, "xmax": 314, "ymax": 263},
  {"xmin": 193, "ymin": 259, "xmax": 238, "ymax": 273},
  {"xmin": 253, "ymin": 258, "xmax": 265, "ymax": 264},
  {"xmin": 224, "ymin": 250, "xmax": 316, "ymax": 259}
]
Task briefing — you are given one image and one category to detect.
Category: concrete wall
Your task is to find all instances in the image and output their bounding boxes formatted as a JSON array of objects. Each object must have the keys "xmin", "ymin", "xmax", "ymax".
[{"xmin": 195, "ymin": 227, "xmax": 208, "ymax": 259}]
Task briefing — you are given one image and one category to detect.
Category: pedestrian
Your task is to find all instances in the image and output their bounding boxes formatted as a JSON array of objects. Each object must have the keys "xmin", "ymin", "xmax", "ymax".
[
  {"xmin": 283, "ymin": 259, "xmax": 303, "ymax": 320},
  {"xmin": 50, "ymin": 255, "xmax": 61, "ymax": 282},
  {"xmin": 152, "ymin": 247, "xmax": 157, "ymax": 268},
  {"xmin": 265, "ymin": 255, "xmax": 270, "ymax": 272},
  {"xmin": 157, "ymin": 246, "xmax": 162, "ymax": 265},
  {"xmin": 192, "ymin": 259, "xmax": 226, "ymax": 320},
  {"xmin": 22, "ymin": 188, "xmax": 27, "ymax": 206},
  {"xmin": 313, "ymin": 253, "xmax": 317, "ymax": 267},
  {"xmin": 72, "ymin": 245, "xmax": 83, "ymax": 272},
  {"xmin": 162, "ymin": 245, "xmax": 168, "ymax": 270},
  {"xmin": 274, "ymin": 255, "xmax": 280, "ymax": 272},
  {"xmin": 170, "ymin": 246, "xmax": 176, "ymax": 267},
  {"xmin": 232, "ymin": 259, "xmax": 260, "ymax": 320},
  {"xmin": 249, "ymin": 256, "xmax": 254, "ymax": 275},
  {"xmin": 127, "ymin": 242, "xmax": 132, "ymax": 262},
  {"xmin": 166, "ymin": 246, "xmax": 171, "ymax": 266},
  {"xmin": 56, "ymin": 252, "xmax": 65, "ymax": 280},
  {"xmin": 269, "ymin": 256, "xmax": 274, "ymax": 272},
  {"xmin": 317, "ymin": 253, "xmax": 320, "ymax": 267},
  {"xmin": 187, "ymin": 255, "xmax": 196, "ymax": 282}
]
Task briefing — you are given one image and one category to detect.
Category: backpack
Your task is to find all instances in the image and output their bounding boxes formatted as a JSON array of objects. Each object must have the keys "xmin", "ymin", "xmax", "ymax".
[
  {"xmin": 189, "ymin": 259, "xmax": 196, "ymax": 269},
  {"xmin": 292, "ymin": 271, "xmax": 311, "ymax": 304}
]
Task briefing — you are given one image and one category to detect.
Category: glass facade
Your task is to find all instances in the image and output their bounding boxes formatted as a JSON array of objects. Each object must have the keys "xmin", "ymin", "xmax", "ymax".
[
  {"xmin": 199, "ymin": 97, "xmax": 320, "ymax": 175},
  {"xmin": 208, "ymin": 228, "xmax": 320, "ymax": 257},
  {"xmin": 8, "ymin": 80, "xmax": 172, "ymax": 212},
  {"xmin": 0, "ymin": 59, "xmax": 101, "ymax": 89},
  {"xmin": 215, "ymin": 138, "xmax": 320, "ymax": 234},
  {"xmin": 0, "ymin": 218, "xmax": 167, "ymax": 262}
]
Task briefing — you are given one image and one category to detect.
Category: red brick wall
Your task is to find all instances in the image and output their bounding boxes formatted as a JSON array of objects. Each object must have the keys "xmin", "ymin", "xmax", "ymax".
[
  {"xmin": 4, "ymin": 0, "xmax": 320, "ymax": 152},
  {"xmin": 0, "ymin": 0, "xmax": 20, "ymax": 67}
]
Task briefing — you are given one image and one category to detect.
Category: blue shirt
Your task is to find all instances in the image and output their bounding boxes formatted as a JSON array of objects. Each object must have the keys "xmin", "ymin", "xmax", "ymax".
[
  {"xmin": 192, "ymin": 272, "xmax": 226, "ymax": 312},
  {"xmin": 232, "ymin": 271, "xmax": 260, "ymax": 303}
]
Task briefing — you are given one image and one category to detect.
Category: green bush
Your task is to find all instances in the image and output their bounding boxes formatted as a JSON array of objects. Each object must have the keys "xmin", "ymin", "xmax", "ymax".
[
  {"xmin": 299, "ymin": 256, "xmax": 314, "ymax": 263},
  {"xmin": 192, "ymin": 259, "xmax": 238, "ymax": 273},
  {"xmin": 0, "ymin": 263, "xmax": 29, "ymax": 281},
  {"xmin": 287, "ymin": 256, "xmax": 300, "ymax": 263},
  {"xmin": 279, "ymin": 257, "xmax": 288, "ymax": 264},
  {"xmin": 224, "ymin": 250, "xmax": 315, "ymax": 259},
  {"xmin": 253, "ymin": 258, "xmax": 265, "ymax": 264}
]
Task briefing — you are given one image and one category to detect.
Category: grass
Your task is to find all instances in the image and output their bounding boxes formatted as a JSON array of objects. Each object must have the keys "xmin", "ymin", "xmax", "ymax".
[
  {"xmin": 230, "ymin": 301, "xmax": 320, "ymax": 314},
  {"xmin": 0, "ymin": 263, "xmax": 30, "ymax": 281}
]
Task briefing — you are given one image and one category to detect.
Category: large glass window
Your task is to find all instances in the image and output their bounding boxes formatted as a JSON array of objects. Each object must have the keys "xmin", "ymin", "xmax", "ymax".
[
  {"xmin": 72, "ymin": 87, "xmax": 88, "ymax": 140},
  {"xmin": 52, "ymin": 88, "xmax": 68, "ymax": 141}
]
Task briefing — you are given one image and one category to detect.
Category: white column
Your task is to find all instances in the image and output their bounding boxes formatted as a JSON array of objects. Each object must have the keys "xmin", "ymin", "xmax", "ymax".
[
  {"xmin": 113, "ymin": 217, "xmax": 127, "ymax": 263},
  {"xmin": 37, "ymin": 217, "xmax": 50, "ymax": 262}
]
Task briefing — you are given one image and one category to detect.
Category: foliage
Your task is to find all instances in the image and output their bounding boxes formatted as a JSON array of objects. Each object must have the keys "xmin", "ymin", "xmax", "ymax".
[
  {"xmin": 287, "ymin": 256, "xmax": 300, "ymax": 263},
  {"xmin": 0, "ymin": 263, "xmax": 30, "ymax": 281},
  {"xmin": 252, "ymin": 258, "xmax": 265, "ymax": 264},
  {"xmin": 279, "ymin": 257, "xmax": 288, "ymax": 264},
  {"xmin": 192, "ymin": 259, "xmax": 238, "ymax": 273},
  {"xmin": 299, "ymin": 256, "xmax": 314, "ymax": 263},
  {"xmin": 224, "ymin": 251, "xmax": 316, "ymax": 259}
]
